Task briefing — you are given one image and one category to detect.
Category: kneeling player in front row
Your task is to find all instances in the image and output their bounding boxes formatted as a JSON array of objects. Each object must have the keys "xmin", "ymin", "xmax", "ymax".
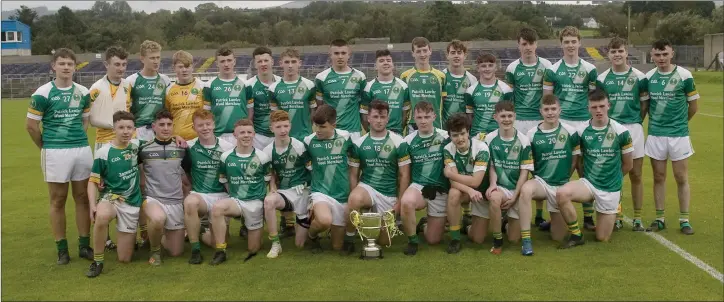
[
  {"xmin": 442, "ymin": 113, "xmax": 490, "ymax": 254},
  {"xmin": 557, "ymin": 89, "xmax": 633, "ymax": 248},
  {"xmin": 518, "ymin": 95, "xmax": 580, "ymax": 244},
  {"xmin": 344, "ymin": 100, "xmax": 411, "ymax": 255},
  {"xmin": 139, "ymin": 110, "xmax": 187, "ymax": 266},
  {"xmin": 400, "ymin": 101, "xmax": 451, "ymax": 256},
  {"xmin": 304, "ymin": 105, "xmax": 356, "ymax": 253},
  {"xmin": 263, "ymin": 110, "xmax": 313, "ymax": 258},
  {"xmin": 483, "ymin": 101, "xmax": 535, "ymax": 255},
  {"xmin": 183, "ymin": 109, "xmax": 236, "ymax": 264},
  {"xmin": 86, "ymin": 111, "xmax": 142, "ymax": 277},
  {"xmin": 208, "ymin": 119, "xmax": 272, "ymax": 264}
]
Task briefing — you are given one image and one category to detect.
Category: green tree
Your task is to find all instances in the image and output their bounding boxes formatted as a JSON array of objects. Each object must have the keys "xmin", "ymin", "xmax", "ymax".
[
  {"xmin": 9, "ymin": 5, "xmax": 38, "ymax": 29},
  {"xmin": 654, "ymin": 11, "xmax": 713, "ymax": 44}
]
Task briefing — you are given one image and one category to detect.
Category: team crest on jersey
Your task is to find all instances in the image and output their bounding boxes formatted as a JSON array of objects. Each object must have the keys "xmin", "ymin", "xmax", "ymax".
[
  {"xmin": 334, "ymin": 139, "xmax": 344, "ymax": 147},
  {"xmin": 350, "ymin": 77, "xmax": 360, "ymax": 83},
  {"xmin": 606, "ymin": 132, "xmax": 615, "ymax": 142},
  {"xmin": 233, "ymin": 84, "xmax": 242, "ymax": 91},
  {"xmin": 156, "ymin": 82, "xmax": 165, "ymax": 89},
  {"xmin": 462, "ymin": 80, "xmax": 470, "ymax": 89},
  {"xmin": 392, "ymin": 86, "xmax": 401, "ymax": 93},
  {"xmin": 92, "ymin": 90, "xmax": 100, "ymax": 99},
  {"xmin": 577, "ymin": 71, "xmax": 587, "ymax": 78},
  {"xmin": 558, "ymin": 133, "xmax": 567, "ymax": 143},
  {"xmin": 73, "ymin": 93, "xmax": 81, "ymax": 101},
  {"xmin": 123, "ymin": 152, "xmax": 133, "ymax": 161},
  {"xmin": 249, "ymin": 161, "xmax": 259, "ymax": 170},
  {"xmin": 297, "ymin": 86, "xmax": 306, "ymax": 93},
  {"xmin": 493, "ymin": 90, "xmax": 501, "ymax": 97},
  {"xmin": 669, "ymin": 77, "xmax": 679, "ymax": 86},
  {"xmin": 536, "ymin": 69, "xmax": 544, "ymax": 76},
  {"xmin": 288, "ymin": 153, "xmax": 297, "ymax": 163},
  {"xmin": 626, "ymin": 77, "xmax": 636, "ymax": 85},
  {"xmin": 432, "ymin": 137, "xmax": 442, "ymax": 145},
  {"xmin": 191, "ymin": 88, "xmax": 199, "ymax": 95},
  {"xmin": 512, "ymin": 145, "xmax": 520, "ymax": 153},
  {"xmin": 383, "ymin": 144, "xmax": 393, "ymax": 153}
]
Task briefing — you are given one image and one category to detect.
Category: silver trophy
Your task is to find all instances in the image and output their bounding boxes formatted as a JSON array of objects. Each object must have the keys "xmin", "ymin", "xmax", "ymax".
[{"xmin": 350, "ymin": 210, "xmax": 401, "ymax": 260}]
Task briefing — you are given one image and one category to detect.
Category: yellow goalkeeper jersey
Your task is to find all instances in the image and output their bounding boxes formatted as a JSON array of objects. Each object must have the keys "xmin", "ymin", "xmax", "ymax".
[{"xmin": 165, "ymin": 78, "xmax": 206, "ymax": 140}]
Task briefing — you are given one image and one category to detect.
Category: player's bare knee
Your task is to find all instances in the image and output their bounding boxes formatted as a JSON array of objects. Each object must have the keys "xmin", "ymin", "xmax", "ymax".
[
  {"xmin": 263, "ymin": 196, "xmax": 277, "ymax": 212},
  {"xmin": 183, "ymin": 197, "xmax": 199, "ymax": 211},
  {"xmin": 400, "ymin": 198, "xmax": 416, "ymax": 214},
  {"xmin": 673, "ymin": 170, "xmax": 688, "ymax": 185},
  {"xmin": 652, "ymin": 169, "xmax": 667, "ymax": 183}
]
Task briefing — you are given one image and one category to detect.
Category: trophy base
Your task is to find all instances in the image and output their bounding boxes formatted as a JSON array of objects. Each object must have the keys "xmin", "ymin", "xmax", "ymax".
[{"xmin": 360, "ymin": 247, "xmax": 383, "ymax": 260}]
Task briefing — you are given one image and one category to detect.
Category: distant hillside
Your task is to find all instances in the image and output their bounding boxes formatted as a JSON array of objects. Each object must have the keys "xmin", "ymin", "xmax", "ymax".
[
  {"xmin": 279, "ymin": 1, "xmax": 313, "ymax": 9},
  {"xmin": 1, "ymin": 6, "xmax": 55, "ymax": 20}
]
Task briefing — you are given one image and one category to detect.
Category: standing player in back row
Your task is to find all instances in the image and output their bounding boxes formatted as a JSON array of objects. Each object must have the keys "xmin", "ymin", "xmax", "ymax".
[
  {"xmin": 401, "ymin": 37, "xmax": 447, "ymax": 132},
  {"xmin": 315, "ymin": 39, "xmax": 367, "ymax": 140},
  {"xmin": 442, "ymin": 40, "xmax": 478, "ymax": 128},
  {"xmin": 363, "ymin": 49, "xmax": 411, "ymax": 135},
  {"xmin": 165, "ymin": 50, "xmax": 206, "ymax": 140},
  {"xmin": 269, "ymin": 48, "xmax": 317, "ymax": 140},
  {"xmin": 465, "ymin": 53, "xmax": 513, "ymax": 139},
  {"xmin": 643, "ymin": 39, "xmax": 699, "ymax": 235},
  {"xmin": 127, "ymin": 40, "xmax": 172, "ymax": 142},
  {"xmin": 505, "ymin": 28, "xmax": 553, "ymax": 229},
  {"xmin": 595, "ymin": 37, "xmax": 649, "ymax": 231},
  {"xmin": 203, "ymin": 47, "xmax": 253, "ymax": 146},
  {"xmin": 543, "ymin": 26, "xmax": 597, "ymax": 230},
  {"xmin": 249, "ymin": 46, "xmax": 281, "ymax": 150}
]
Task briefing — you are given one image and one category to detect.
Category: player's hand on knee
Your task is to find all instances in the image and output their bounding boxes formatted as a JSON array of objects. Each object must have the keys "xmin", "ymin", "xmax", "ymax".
[
  {"xmin": 485, "ymin": 185, "xmax": 498, "ymax": 200},
  {"xmin": 468, "ymin": 189, "xmax": 483, "ymax": 203},
  {"xmin": 501, "ymin": 197, "xmax": 515, "ymax": 210}
]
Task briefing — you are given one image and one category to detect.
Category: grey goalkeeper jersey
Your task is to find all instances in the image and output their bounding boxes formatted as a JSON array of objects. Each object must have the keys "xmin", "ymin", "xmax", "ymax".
[{"xmin": 139, "ymin": 138, "xmax": 186, "ymax": 204}]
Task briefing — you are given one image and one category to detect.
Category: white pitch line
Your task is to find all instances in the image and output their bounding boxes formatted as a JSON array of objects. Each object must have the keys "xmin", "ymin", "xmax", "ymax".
[
  {"xmin": 698, "ymin": 113, "xmax": 724, "ymax": 118},
  {"xmin": 623, "ymin": 216, "xmax": 724, "ymax": 283}
]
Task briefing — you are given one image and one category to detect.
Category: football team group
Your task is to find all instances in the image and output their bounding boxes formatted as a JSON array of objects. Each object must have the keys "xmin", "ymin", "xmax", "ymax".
[{"xmin": 24, "ymin": 25, "xmax": 699, "ymax": 278}]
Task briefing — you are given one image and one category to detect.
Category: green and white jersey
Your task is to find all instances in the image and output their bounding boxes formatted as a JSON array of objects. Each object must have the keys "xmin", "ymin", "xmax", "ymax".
[
  {"xmin": 184, "ymin": 137, "xmax": 235, "ymax": 194},
  {"xmin": 644, "ymin": 66, "xmax": 700, "ymax": 137},
  {"xmin": 27, "ymin": 81, "xmax": 91, "ymax": 149},
  {"xmin": 464, "ymin": 80, "xmax": 513, "ymax": 137},
  {"xmin": 403, "ymin": 128, "xmax": 450, "ymax": 189},
  {"xmin": 443, "ymin": 138, "xmax": 490, "ymax": 190},
  {"xmin": 442, "ymin": 69, "xmax": 478, "ymax": 126},
  {"xmin": 89, "ymin": 139, "xmax": 143, "ymax": 207},
  {"xmin": 218, "ymin": 148, "xmax": 272, "ymax": 201},
  {"xmin": 202, "ymin": 76, "xmax": 252, "ymax": 135},
  {"xmin": 543, "ymin": 59, "xmax": 597, "ymax": 121},
  {"xmin": 526, "ymin": 123, "xmax": 581, "ymax": 186},
  {"xmin": 505, "ymin": 57, "xmax": 553, "ymax": 121},
  {"xmin": 349, "ymin": 131, "xmax": 411, "ymax": 197},
  {"xmin": 314, "ymin": 68, "xmax": 366, "ymax": 133},
  {"xmin": 595, "ymin": 67, "xmax": 648, "ymax": 125},
  {"xmin": 304, "ymin": 129, "xmax": 355, "ymax": 202},
  {"xmin": 247, "ymin": 75, "xmax": 281, "ymax": 137},
  {"xmin": 268, "ymin": 77, "xmax": 317, "ymax": 140},
  {"xmin": 125, "ymin": 72, "xmax": 172, "ymax": 127},
  {"xmin": 362, "ymin": 77, "xmax": 411, "ymax": 134},
  {"xmin": 400, "ymin": 68, "xmax": 447, "ymax": 128},
  {"xmin": 577, "ymin": 119, "xmax": 634, "ymax": 192},
  {"xmin": 484, "ymin": 129, "xmax": 534, "ymax": 190},
  {"xmin": 262, "ymin": 138, "xmax": 311, "ymax": 190}
]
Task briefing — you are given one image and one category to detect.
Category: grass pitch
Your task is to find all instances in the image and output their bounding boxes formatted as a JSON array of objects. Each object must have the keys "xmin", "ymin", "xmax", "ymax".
[{"xmin": 1, "ymin": 72, "xmax": 722, "ymax": 300}]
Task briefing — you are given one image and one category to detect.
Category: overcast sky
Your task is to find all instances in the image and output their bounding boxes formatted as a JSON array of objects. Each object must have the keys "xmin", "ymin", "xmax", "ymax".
[{"xmin": 2, "ymin": 1, "xmax": 291, "ymax": 13}]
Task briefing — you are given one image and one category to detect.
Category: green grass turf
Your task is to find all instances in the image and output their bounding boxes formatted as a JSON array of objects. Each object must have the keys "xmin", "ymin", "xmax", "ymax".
[{"xmin": 2, "ymin": 72, "xmax": 723, "ymax": 300}]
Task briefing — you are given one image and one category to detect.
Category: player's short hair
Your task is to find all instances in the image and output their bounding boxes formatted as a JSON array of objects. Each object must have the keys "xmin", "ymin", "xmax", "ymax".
[
  {"xmin": 113, "ymin": 111, "xmax": 135, "ymax": 124},
  {"xmin": 446, "ymin": 113, "xmax": 471, "ymax": 133},
  {"xmin": 280, "ymin": 48, "xmax": 300, "ymax": 60},
  {"xmin": 216, "ymin": 46, "xmax": 234, "ymax": 57},
  {"xmin": 192, "ymin": 109, "xmax": 215, "ymax": 122},
  {"xmin": 234, "ymin": 118, "xmax": 254, "ymax": 129},
  {"xmin": 476, "ymin": 53, "xmax": 497, "ymax": 64},
  {"xmin": 252, "ymin": 46, "xmax": 272, "ymax": 58},
  {"xmin": 313, "ymin": 104, "xmax": 337, "ymax": 125},
  {"xmin": 270, "ymin": 110, "xmax": 290, "ymax": 124},
  {"xmin": 52, "ymin": 48, "xmax": 77, "ymax": 64},
  {"xmin": 414, "ymin": 101, "xmax": 434, "ymax": 114},
  {"xmin": 172, "ymin": 50, "xmax": 193, "ymax": 67},
  {"xmin": 369, "ymin": 100, "xmax": 389, "ymax": 115},
  {"xmin": 139, "ymin": 40, "xmax": 162, "ymax": 56},
  {"xmin": 330, "ymin": 39, "xmax": 348, "ymax": 48},
  {"xmin": 588, "ymin": 88, "xmax": 609, "ymax": 102},
  {"xmin": 559, "ymin": 26, "xmax": 581, "ymax": 42},
  {"xmin": 104, "ymin": 46, "xmax": 129, "ymax": 62},
  {"xmin": 154, "ymin": 109, "xmax": 173, "ymax": 121},
  {"xmin": 494, "ymin": 101, "xmax": 515, "ymax": 113},
  {"xmin": 517, "ymin": 27, "xmax": 538, "ymax": 44},
  {"xmin": 608, "ymin": 37, "xmax": 627, "ymax": 51},
  {"xmin": 375, "ymin": 49, "xmax": 392, "ymax": 59},
  {"xmin": 446, "ymin": 40, "xmax": 467, "ymax": 54},
  {"xmin": 411, "ymin": 37, "xmax": 431, "ymax": 51},
  {"xmin": 652, "ymin": 39, "xmax": 672, "ymax": 51},
  {"xmin": 541, "ymin": 94, "xmax": 560, "ymax": 106}
]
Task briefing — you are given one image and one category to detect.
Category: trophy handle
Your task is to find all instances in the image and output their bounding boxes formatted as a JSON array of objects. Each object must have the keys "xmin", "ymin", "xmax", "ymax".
[{"xmin": 350, "ymin": 210, "xmax": 361, "ymax": 228}]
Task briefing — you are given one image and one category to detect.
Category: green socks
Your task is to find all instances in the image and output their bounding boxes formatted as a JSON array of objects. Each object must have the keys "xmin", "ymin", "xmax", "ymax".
[
  {"xmin": 449, "ymin": 225, "xmax": 461, "ymax": 241},
  {"xmin": 56, "ymin": 238, "xmax": 68, "ymax": 252},
  {"xmin": 408, "ymin": 234, "xmax": 420, "ymax": 244},
  {"xmin": 656, "ymin": 209, "xmax": 665, "ymax": 222},
  {"xmin": 78, "ymin": 236, "xmax": 90, "ymax": 248},
  {"xmin": 583, "ymin": 203, "xmax": 594, "ymax": 218},
  {"xmin": 191, "ymin": 241, "xmax": 201, "ymax": 252},
  {"xmin": 535, "ymin": 209, "xmax": 543, "ymax": 219}
]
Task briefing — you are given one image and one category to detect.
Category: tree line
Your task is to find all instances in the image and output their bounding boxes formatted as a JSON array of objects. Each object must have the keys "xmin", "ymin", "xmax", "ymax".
[{"xmin": 8, "ymin": 1, "xmax": 723, "ymax": 56}]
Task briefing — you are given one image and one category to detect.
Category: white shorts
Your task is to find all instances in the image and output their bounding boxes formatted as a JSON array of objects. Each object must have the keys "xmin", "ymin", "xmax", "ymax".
[
  {"xmin": 358, "ymin": 182, "xmax": 397, "ymax": 214},
  {"xmin": 623, "ymin": 123, "xmax": 645, "ymax": 159},
  {"xmin": 276, "ymin": 186, "xmax": 311, "ymax": 219},
  {"xmin": 41, "ymin": 146, "xmax": 93, "ymax": 183},
  {"xmin": 99, "ymin": 198, "xmax": 140, "ymax": 234},
  {"xmin": 146, "ymin": 197, "xmax": 185, "ymax": 230},
  {"xmin": 136, "ymin": 125, "xmax": 155, "ymax": 142},
  {"xmin": 534, "ymin": 176, "xmax": 560, "ymax": 213},
  {"xmin": 470, "ymin": 187, "xmax": 520, "ymax": 219},
  {"xmin": 189, "ymin": 191, "xmax": 230, "ymax": 215},
  {"xmin": 514, "ymin": 120, "xmax": 542, "ymax": 136},
  {"xmin": 310, "ymin": 192, "xmax": 346, "ymax": 226},
  {"xmin": 580, "ymin": 178, "xmax": 620, "ymax": 215},
  {"xmin": 560, "ymin": 119, "xmax": 588, "ymax": 131},
  {"xmin": 645, "ymin": 135, "xmax": 694, "ymax": 161},
  {"xmin": 409, "ymin": 183, "xmax": 448, "ymax": 217},
  {"xmin": 233, "ymin": 199, "xmax": 264, "ymax": 230},
  {"xmin": 219, "ymin": 133, "xmax": 237, "ymax": 146},
  {"xmin": 253, "ymin": 134, "xmax": 274, "ymax": 150}
]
